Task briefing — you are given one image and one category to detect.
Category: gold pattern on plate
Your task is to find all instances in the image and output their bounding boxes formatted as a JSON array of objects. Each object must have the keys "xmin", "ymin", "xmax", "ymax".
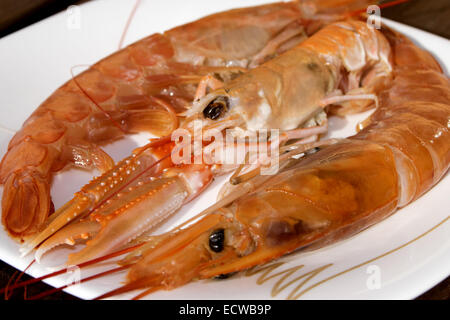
[{"xmin": 245, "ymin": 216, "xmax": 449, "ymax": 299}]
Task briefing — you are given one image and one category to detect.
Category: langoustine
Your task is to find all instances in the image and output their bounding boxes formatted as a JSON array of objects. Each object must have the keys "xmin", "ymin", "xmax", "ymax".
[
  {"xmin": 13, "ymin": 17, "xmax": 439, "ymax": 299},
  {"xmin": 3, "ymin": 3, "xmax": 447, "ymax": 301},
  {"xmin": 1, "ymin": 0, "xmax": 366, "ymax": 240},
  {"xmin": 17, "ymin": 0, "xmax": 379, "ymax": 263},
  {"xmin": 90, "ymin": 21, "xmax": 449, "ymax": 299}
]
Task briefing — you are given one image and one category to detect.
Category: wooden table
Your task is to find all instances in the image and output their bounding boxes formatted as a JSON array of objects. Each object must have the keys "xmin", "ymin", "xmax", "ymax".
[{"xmin": 0, "ymin": 0, "xmax": 448, "ymax": 300}]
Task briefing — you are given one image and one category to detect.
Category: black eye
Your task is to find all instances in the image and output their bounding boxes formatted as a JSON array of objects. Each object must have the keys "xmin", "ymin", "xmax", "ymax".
[
  {"xmin": 214, "ymin": 272, "xmax": 237, "ymax": 280},
  {"xmin": 209, "ymin": 228, "xmax": 225, "ymax": 252},
  {"xmin": 203, "ymin": 96, "xmax": 229, "ymax": 120},
  {"xmin": 306, "ymin": 147, "xmax": 320, "ymax": 155}
]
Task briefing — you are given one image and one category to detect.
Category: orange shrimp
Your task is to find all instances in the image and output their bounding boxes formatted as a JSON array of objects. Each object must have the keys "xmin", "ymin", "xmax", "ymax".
[
  {"xmin": 13, "ymin": 0, "xmax": 380, "ymax": 264},
  {"xmin": 2, "ymin": 0, "xmax": 370, "ymax": 241},
  {"xmin": 86, "ymin": 21, "xmax": 447, "ymax": 299},
  {"xmin": 3, "ymin": 3, "xmax": 443, "ymax": 300},
  {"xmin": 6, "ymin": 16, "xmax": 436, "ymax": 299}
]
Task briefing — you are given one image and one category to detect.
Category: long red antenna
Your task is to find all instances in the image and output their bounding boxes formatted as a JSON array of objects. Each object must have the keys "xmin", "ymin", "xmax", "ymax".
[
  {"xmin": 26, "ymin": 265, "xmax": 130, "ymax": 300},
  {"xmin": 70, "ymin": 65, "xmax": 126, "ymax": 134},
  {"xmin": 4, "ymin": 260, "xmax": 35, "ymax": 300},
  {"xmin": 131, "ymin": 285, "xmax": 164, "ymax": 300},
  {"xmin": 0, "ymin": 243, "xmax": 143, "ymax": 296},
  {"xmin": 67, "ymin": 0, "xmax": 144, "ymax": 134},
  {"xmin": 118, "ymin": 0, "xmax": 142, "ymax": 49},
  {"xmin": 94, "ymin": 275, "xmax": 161, "ymax": 300},
  {"xmin": 346, "ymin": 0, "xmax": 410, "ymax": 17}
]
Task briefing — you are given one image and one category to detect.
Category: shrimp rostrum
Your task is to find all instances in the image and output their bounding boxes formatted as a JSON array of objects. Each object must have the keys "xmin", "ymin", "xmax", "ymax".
[
  {"xmin": 1, "ymin": 0, "xmax": 368, "ymax": 241},
  {"xmin": 15, "ymin": 0, "xmax": 378, "ymax": 263},
  {"xmin": 94, "ymin": 21, "xmax": 449, "ymax": 299}
]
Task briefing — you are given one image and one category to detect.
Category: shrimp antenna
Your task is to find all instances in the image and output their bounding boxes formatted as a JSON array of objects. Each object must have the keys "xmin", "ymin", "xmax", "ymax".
[
  {"xmin": 3, "ymin": 260, "xmax": 34, "ymax": 299},
  {"xmin": 118, "ymin": 0, "xmax": 142, "ymax": 50},
  {"xmin": 26, "ymin": 265, "xmax": 131, "ymax": 300},
  {"xmin": 70, "ymin": 65, "xmax": 126, "ymax": 134},
  {"xmin": 230, "ymin": 139, "xmax": 340, "ymax": 186},
  {"xmin": 0, "ymin": 244, "xmax": 143, "ymax": 298},
  {"xmin": 345, "ymin": 0, "xmax": 410, "ymax": 18}
]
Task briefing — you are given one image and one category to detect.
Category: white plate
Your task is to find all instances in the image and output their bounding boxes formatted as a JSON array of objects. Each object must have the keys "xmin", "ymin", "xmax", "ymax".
[{"xmin": 0, "ymin": 0, "xmax": 449, "ymax": 300}]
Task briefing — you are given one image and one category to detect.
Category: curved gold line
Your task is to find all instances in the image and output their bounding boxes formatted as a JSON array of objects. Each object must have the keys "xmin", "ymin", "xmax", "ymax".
[
  {"xmin": 294, "ymin": 215, "xmax": 450, "ymax": 299},
  {"xmin": 246, "ymin": 262, "xmax": 334, "ymax": 299},
  {"xmin": 247, "ymin": 215, "xmax": 449, "ymax": 299},
  {"xmin": 285, "ymin": 264, "xmax": 333, "ymax": 300}
]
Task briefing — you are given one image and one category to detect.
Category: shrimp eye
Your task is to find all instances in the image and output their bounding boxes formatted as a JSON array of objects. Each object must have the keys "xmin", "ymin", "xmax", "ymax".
[
  {"xmin": 203, "ymin": 96, "xmax": 229, "ymax": 120},
  {"xmin": 306, "ymin": 147, "xmax": 320, "ymax": 155},
  {"xmin": 214, "ymin": 272, "xmax": 237, "ymax": 280},
  {"xmin": 209, "ymin": 228, "xmax": 225, "ymax": 252}
]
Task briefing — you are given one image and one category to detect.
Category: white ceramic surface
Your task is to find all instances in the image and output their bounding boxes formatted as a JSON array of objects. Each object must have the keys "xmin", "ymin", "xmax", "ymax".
[{"xmin": 0, "ymin": 0, "xmax": 448, "ymax": 300}]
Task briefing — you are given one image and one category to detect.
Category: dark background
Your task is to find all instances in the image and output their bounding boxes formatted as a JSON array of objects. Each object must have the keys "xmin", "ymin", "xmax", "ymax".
[{"xmin": 0, "ymin": 0, "xmax": 448, "ymax": 300}]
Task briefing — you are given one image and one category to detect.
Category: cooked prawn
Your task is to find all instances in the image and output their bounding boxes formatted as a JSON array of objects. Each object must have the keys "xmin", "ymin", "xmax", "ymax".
[
  {"xmin": 17, "ymin": 0, "xmax": 378, "ymax": 264},
  {"xmin": 92, "ymin": 20, "xmax": 449, "ymax": 299},
  {"xmin": 2, "ymin": 0, "xmax": 367, "ymax": 240}
]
